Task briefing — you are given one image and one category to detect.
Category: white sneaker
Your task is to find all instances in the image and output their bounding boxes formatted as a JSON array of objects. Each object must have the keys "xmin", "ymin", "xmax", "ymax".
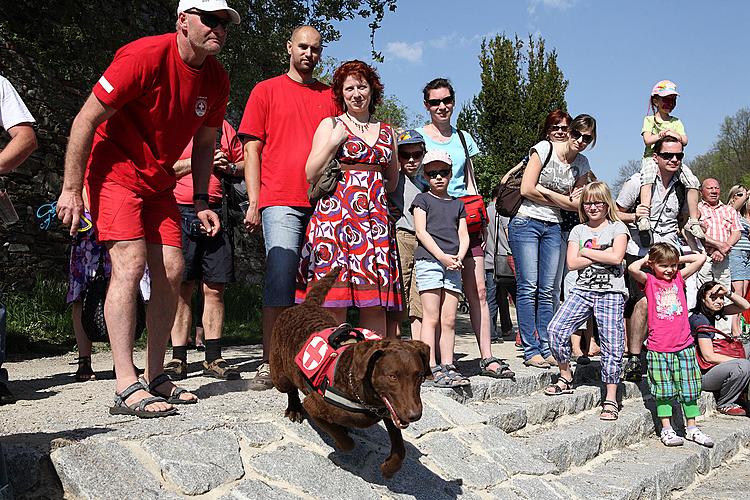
[
  {"xmin": 686, "ymin": 217, "xmax": 706, "ymax": 239},
  {"xmin": 637, "ymin": 216, "xmax": 651, "ymax": 232},
  {"xmin": 686, "ymin": 427, "xmax": 714, "ymax": 448},
  {"xmin": 660, "ymin": 428, "xmax": 684, "ymax": 447}
]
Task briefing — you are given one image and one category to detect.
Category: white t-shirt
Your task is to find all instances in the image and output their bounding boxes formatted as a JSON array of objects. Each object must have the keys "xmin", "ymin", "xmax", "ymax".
[
  {"xmin": 517, "ymin": 140, "xmax": 591, "ymax": 223},
  {"xmin": 0, "ymin": 75, "xmax": 35, "ymax": 131}
]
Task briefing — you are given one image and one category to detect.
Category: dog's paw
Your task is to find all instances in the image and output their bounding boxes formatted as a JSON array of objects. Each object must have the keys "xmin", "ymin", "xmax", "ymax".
[
  {"xmin": 336, "ymin": 435, "xmax": 355, "ymax": 452},
  {"xmin": 285, "ymin": 408, "xmax": 304, "ymax": 423},
  {"xmin": 380, "ymin": 458, "xmax": 401, "ymax": 479}
]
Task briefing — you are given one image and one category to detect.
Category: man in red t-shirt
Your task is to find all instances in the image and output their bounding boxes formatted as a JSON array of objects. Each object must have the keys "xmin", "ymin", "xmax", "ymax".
[
  {"xmin": 239, "ymin": 25, "xmax": 338, "ymax": 390},
  {"xmin": 56, "ymin": 0, "xmax": 240, "ymax": 418},
  {"xmin": 165, "ymin": 119, "xmax": 244, "ymax": 382}
]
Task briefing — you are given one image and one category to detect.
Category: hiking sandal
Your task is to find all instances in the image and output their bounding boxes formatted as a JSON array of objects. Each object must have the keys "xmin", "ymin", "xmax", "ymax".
[
  {"xmin": 143, "ymin": 373, "xmax": 197, "ymax": 405},
  {"xmin": 164, "ymin": 358, "xmax": 188, "ymax": 381},
  {"xmin": 73, "ymin": 356, "xmax": 96, "ymax": 382},
  {"xmin": 109, "ymin": 381, "xmax": 177, "ymax": 418},
  {"xmin": 444, "ymin": 364, "xmax": 471, "ymax": 387},
  {"xmin": 600, "ymin": 400, "xmax": 619, "ymax": 421},
  {"xmin": 544, "ymin": 375, "xmax": 574, "ymax": 396},
  {"xmin": 203, "ymin": 358, "xmax": 240, "ymax": 380},
  {"xmin": 430, "ymin": 365, "xmax": 453, "ymax": 388},
  {"xmin": 479, "ymin": 356, "xmax": 515, "ymax": 379}
]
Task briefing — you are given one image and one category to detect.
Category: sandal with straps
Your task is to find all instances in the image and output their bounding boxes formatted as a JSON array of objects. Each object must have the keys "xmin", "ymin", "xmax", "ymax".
[
  {"xmin": 142, "ymin": 373, "xmax": 198, "ymax": 405},
  {"xmin": 109, "ymin": 381, "xmax": 177, "ymax": 419},
  {"xmin": 479, "ymin": 356, "xmax": 515, "ymax": 379},
  {"xmin": 444, "ymin": 364, "xmax": 471, "ymax": 387},
  {"xmin": 600, "ymin": 399, "xmax": 619, "ymax": 421},
  {"xmin": 544, "ymin": 375, "xmax": 574, "ymax": 396},
  {"xmin": 73, "ymin": 356, "xmax": 96, "ymax": 382}
]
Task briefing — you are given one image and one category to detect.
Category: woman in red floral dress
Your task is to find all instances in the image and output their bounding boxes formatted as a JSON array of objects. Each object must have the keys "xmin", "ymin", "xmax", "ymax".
[{"xmin": 296, "ymin": 60, "xmax": 402, "ymax": 334}]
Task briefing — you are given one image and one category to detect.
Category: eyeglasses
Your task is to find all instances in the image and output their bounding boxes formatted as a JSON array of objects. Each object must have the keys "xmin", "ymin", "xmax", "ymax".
[
  {"xmin": 426, "ymin": 96, "xmax": 455, "ymax": 107},
  {"xmin": 185, "ymin": 9, "xmax": 231, "ymax": 30},
  {"xmin": 583, "ymin": 201, "xmax": 606, "ymax": 209},
  {"xmin": 398, "ymin": 150, "xmax": 424, "ymax": 161},
  {"xmin": 425, "ymin": 169, "xmax": 452, "ymax": 179},
  {"xmin": 656, "ymin": 152, "xmax": 684, "ymax": 161},
  {"xmin": 549, "ymin": 125, "xmax": 568, "ymax": 132},
  {"xmin": 735, "ymin": 192, "xmax": 747, "ymax": 198},
  {"xmin": 569, "ymin": 129, "xmax": 594, "ymax": 144}
]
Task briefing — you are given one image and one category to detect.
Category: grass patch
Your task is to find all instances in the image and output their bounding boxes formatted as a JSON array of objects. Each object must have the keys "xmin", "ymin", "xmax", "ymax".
[{"xmin": 4, "ymin": 276, "xmax": 263, "ymax": 355}]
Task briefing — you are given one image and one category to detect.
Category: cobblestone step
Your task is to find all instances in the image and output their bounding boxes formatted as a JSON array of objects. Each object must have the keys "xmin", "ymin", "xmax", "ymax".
[
  {"xmin": 490, "ymin": 415, "xmax": 750, "ymax": 499},
  {"xmin": 673, "ymin": 447, "xmax": 750, "ymax": 499}
]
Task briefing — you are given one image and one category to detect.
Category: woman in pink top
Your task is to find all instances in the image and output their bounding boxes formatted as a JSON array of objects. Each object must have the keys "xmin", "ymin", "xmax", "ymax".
[{"xmin": 628, "ymin": 243, "xmax": 712, "ymax": 448}]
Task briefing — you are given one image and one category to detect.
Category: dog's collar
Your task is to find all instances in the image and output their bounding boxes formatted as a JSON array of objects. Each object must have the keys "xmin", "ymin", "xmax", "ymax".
[{"xmin": 347, "ymin": 367, "xmax": 389, "ymax": 418}]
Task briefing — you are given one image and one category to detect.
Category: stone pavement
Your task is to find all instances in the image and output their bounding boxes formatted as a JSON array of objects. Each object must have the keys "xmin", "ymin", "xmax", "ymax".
[{"xmin": 2, "ymin": 314, "xmax": 750, "ymax": 499}]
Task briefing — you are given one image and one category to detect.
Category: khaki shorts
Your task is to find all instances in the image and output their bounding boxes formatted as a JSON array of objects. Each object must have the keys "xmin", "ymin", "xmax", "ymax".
[{"xmin": 396, "ymin": 229, "xmax": 422, "ymax": 319}]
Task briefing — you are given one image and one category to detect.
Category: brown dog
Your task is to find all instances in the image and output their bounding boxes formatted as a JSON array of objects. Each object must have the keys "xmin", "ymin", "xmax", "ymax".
[{"xmin": 270, "ymin": 268, "xmax": 431, "ymax": 478}]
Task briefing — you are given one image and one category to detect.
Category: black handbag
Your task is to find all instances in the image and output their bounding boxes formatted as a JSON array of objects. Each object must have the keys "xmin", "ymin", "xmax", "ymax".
[
  {"xmin": 496, "ymin": 141, "xmax": 553, "ymax": 217},
  {"xmin": 81, "ymin": 258, "xmax": 146, "ymax": 343}
]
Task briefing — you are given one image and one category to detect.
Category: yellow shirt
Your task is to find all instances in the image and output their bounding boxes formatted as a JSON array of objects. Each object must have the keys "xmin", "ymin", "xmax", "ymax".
[{"xmin": 642, "ymin": 115, "xmax": 685, "ymax": 157}]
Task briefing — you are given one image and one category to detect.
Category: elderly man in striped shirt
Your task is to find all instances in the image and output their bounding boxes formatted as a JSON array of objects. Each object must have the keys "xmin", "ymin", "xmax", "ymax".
[{"xmin": 697, "ymin": 178, "xmax": 741, "ymax": 289}]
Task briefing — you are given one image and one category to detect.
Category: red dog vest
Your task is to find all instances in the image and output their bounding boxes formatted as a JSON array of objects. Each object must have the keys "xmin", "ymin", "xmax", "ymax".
[{"xmin": 295, "ymin": 323, "xmax": 381, "ymax": 412}]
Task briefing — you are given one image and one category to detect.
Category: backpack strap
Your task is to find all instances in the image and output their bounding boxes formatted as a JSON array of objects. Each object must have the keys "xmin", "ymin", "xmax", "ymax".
[{"xmin": 456, "ymin": 129, "xmax": 478, "ymax": 195}]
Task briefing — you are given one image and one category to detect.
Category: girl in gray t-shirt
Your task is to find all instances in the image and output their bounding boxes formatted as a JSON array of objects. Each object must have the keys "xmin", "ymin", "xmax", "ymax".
[{"xmin": 543, "ymin": 182, "xmax": 629, "ymax": 422}]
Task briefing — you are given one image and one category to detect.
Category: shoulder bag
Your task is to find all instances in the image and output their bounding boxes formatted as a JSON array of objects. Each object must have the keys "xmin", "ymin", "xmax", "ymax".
[
  {"xmin": 496, "ymin": 140, "xmax": 553, "ymax": 218},
  {"xmin": 493, "ymin": 211, "xmax": 516, "ymax": 285},
  {"xmin": 456, "ymin": 130, "xmax": 488, "ymax": 235},
  {"xmin": 307, "ymin": 117, "xmax": 342, "ymax": 205},
  {"xmin": 694, "ymin": 324, "xmax": 746, "ymax": 372}
]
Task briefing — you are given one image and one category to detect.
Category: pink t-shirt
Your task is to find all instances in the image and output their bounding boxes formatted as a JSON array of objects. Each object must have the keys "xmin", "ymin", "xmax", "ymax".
[{"xmin": 643, "ymin": 272, "xmax": 693, "ymax": 353}]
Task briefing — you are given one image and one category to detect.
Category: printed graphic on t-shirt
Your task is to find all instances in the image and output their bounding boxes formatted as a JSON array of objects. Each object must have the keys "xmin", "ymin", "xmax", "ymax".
[
  {"xmin": 655, "ymin": 283, "xmax": 682, "ymax": 320},
  {"xmin": 575, "ymin": 237, "xmax": 620, "ymax": 290}
]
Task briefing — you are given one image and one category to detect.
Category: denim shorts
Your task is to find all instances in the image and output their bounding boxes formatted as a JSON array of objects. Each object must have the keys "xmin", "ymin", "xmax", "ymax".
[
  {"xmin": 261, "ymin": 206, "xmax": 312, "ymax": 307},
  {"xmin": 730, "ymin": 249, "xmax": 750, "ymax": 282},
  {"xmin": 415, "ymin": 258, "xmax": 462, "ymax": 294}
]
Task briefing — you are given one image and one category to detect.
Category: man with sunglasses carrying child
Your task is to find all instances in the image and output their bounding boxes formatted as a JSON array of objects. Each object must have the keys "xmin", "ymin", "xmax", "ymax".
[{"xmin": 55, "ymin": 0, "xmax": 240, "ymax": 418}]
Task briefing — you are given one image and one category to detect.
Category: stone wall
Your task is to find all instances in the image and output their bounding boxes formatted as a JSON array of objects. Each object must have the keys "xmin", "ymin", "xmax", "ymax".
[{"xmin": 0, "ymin": 44, "xmax": 265, "ymax": 292}]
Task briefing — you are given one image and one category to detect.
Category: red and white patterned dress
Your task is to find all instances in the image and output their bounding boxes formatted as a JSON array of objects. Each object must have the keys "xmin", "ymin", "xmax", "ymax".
[{"xmin": 295, "ymin": 120, "xmax": 403, "ymax": 311}]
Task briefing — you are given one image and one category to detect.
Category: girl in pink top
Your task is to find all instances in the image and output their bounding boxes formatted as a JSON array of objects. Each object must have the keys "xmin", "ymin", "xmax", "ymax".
[{"xmin": 628, "ymin": 243, "xmax": 712, "ymax": 447}]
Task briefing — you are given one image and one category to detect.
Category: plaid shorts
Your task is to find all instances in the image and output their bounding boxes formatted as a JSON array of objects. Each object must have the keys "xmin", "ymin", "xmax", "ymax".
[{"xmin": 646, "ymin": 346, "xmax": 702, "ymax": 402}]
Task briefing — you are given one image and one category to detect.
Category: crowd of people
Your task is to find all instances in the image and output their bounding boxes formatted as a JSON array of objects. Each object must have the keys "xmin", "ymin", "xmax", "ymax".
[{"xmin": 0, "ymin": 0, "xmax": 749, "ymax": 449}]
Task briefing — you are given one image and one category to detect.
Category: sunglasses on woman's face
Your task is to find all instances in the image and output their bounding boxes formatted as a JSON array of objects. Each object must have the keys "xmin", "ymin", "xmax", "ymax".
[
  {"xmin": 426, "ymin": 96, "xmax": 455, "ymax": 107},
  {"xmin": 569, "ymin": 129, "xmax": 594, "ymax": 144},
  {"xmin": 656, "ymin": 152, "xmax": 684, "ymax": 161},
  {"xmin": 549, "ymin": 124, "xmax": 568, "ymax": 132},
  {"xmin": 398, "ymin": 150, "xmax": 424, "ymax": 161},
  {"xmin": 425, "ymin": 169, "xmax": 452, "ymax": 179}
]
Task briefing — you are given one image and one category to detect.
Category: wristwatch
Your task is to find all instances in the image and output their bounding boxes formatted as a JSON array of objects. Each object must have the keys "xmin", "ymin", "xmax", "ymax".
[{"xmin": 229, "ymin": 163, "xmax": 238, "ymax": 175}]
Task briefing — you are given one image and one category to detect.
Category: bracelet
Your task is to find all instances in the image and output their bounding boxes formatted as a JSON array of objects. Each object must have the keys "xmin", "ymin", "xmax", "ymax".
[{"xmin": 193, "ymin": 193, "xmax": 209, "ymax": 203}]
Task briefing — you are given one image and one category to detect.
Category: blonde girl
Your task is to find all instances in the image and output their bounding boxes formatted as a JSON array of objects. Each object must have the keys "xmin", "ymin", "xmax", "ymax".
[{"xmin": 545, "ymin": 182, "xmax": 628, "ymax": 421}]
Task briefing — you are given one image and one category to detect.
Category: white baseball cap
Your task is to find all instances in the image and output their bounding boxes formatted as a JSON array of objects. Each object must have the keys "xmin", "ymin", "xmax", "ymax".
[
  {"xmin": 423, "ymin": 150, "xmax": 453, "ymax": 167},
  {"xmin": 178, "ymin": 0, "xmax": 241, "ymax": 24}
]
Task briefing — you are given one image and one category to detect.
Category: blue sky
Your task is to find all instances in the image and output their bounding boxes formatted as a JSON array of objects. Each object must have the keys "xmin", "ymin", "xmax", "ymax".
[{"xmin": 325, "ymin": 0, "xmax": 750, "ymax": 184}]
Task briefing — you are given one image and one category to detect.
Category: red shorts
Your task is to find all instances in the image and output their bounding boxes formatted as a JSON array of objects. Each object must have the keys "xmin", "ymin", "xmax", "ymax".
[{"xmin": 86, "ymin": 177, "xmax": 181, "ymax": 247}]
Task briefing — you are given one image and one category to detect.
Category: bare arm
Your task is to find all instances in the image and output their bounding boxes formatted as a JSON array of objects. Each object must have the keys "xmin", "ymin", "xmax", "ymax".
[
  {"xmin": 457, "ymin": 218, "xmax": 469, "ymax": 262},
  {"xmin": 384, "ymin": 128, "xmax": 400, "ymax": 193},
  {"xmin": 679, "ymin": 252, "xmax": 707, "ymax": 279},
  {"xmin": 0, "ymin": 123, "xmax": 37, "ymax": 174},
  {"xmin": 191, "ymin": 125, "xmax": 221, "ymax": 237},
  {"xmin": 56, "ymin": 93, "xmax": 116, "ymax": 234},
  {"xmin": 616, "ymin": 203, "xmax": 637, "ymax": 224},
  {"xmin": 305, "ymin": 118, "xmax": 346, "ymax": 183},
  {"xmin": 242, "ymin": 138, "xmax": 263, "ymax": 231},
  {"xmin": 519, "ymin": 151, "xmax": 554, "ymax": 205},
  {"xmin": 628, "ymin": 255, "xmax": 650, "ymax": 285},
  {"xmin": 173, "ymin": 158, "xmax": 192, "ymax": 178},
  {"xmin": 697, "ymin": 337, "xmax": 738, "ymax": 364},
  {"xmin": 566, "ymin": 240, "xmax": 594, "ymax": 271},
  {"xmin": 579, "ymin": 234, "xmax": 628, "ymax": 266}
]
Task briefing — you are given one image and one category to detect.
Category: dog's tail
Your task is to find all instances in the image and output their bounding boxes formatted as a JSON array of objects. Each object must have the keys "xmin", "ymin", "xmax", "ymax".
[{"xmin": 303, "ymin": 266, "xmax": 341, "ymax": 307}]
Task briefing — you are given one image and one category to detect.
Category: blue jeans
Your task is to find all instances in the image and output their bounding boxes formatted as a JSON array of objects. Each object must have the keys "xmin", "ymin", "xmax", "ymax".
[
  {"xmin": 485, "ymin": 270, "xmax": 498, "ymax": 339},
  {"xmin": 261, "ymin": 206, "xmax": 312, "ymax": 307},
  {"xmin": 508, "ymin": 216, "xmax": 562, "ymax": 360}
]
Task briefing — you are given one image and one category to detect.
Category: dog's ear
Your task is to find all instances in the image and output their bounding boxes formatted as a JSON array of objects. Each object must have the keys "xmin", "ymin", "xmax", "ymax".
[
  {"xmin": 352, "ymin": 342, "xmax": 386, "ymax": 388},
  {"xmin": 409, "ymin": 340, "xmax": 432, "ymax": 379}
]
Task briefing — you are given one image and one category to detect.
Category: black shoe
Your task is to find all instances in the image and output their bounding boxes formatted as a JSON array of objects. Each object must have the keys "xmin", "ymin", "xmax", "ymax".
[
  {"xmin": 0, "ymin": 381, "xmax": 15, "ymax": 405},
  {"xmin": 623, "ymin": 356, "xmax": 643, "ymax": 382}
]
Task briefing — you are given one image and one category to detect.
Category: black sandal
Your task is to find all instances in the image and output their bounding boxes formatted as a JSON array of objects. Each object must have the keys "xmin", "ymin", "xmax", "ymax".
[
  {"xmin": 600, "ymin": 400, "xmax": 619, "ymax": 421},
  {"xmin": 544, "ymin": 375, "xmax": 574, "ymax": 396},
  {"xmin": 109, "ymin": 381, "xmax": 177, "ymax": 418},
  {"xmin": 142, "ymin": 373, "xmax": 198, "ymax": 405},
  {"xmin": 430, "ymin": 365, "xmax": 453, "ymax": 388},
  {"xmin": 73, "ymin": 356, "xmax": 96, "ymax": 382},
  {"xmin": 479, "ymin": 356, "xmax": 515, "ymax": 379}
]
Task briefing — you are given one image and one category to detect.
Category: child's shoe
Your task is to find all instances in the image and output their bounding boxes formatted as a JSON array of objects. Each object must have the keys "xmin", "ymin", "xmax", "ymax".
[
  {"xmin": 685, "ymin": 427, "xmax": 714, "ymax": 448},
  {"xmin": 686, "ymin": 217, "xmax": 706, "ymax": 239},
  {"xmin": 637, "ymin": 216, "xmax": 651, "ymax": 232},
  {"xmin": 660, "ymin": 427, "xmax": 684, "ymax": 447},
  {"xmin": 637, "ymin": 217, "xmax": 652, "ymax": 246}
]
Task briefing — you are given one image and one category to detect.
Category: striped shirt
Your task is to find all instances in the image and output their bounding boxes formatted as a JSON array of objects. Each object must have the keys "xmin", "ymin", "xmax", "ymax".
[
  {"xmin": 698, "ymin": 201, "xmax": 741, "ymax": 243},
  {"xmin": 733, "ymin": 217, "xmax": 750, "ymax": 251}
]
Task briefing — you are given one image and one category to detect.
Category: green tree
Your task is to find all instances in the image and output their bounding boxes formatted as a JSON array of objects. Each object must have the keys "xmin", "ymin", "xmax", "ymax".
[
  {"xmin": 689, "ymin": 107, "xmax": 750, "ymax": 189},
  {"xmin": 457, "ymin": 34, "xmax": 568, "ymax": 196}
]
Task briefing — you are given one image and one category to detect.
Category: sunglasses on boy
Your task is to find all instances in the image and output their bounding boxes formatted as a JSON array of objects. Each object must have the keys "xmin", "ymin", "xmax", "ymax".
[
  {"xmin": 185, "ymin": 9, "xmax": 231, "ymax": 30},
  {"xmin": 398, "ymin": 150, "xmax": 424, "ymax": 161},
  {"xmin": 425, "ymin": 96, "xmax": 455, "ymax": 107},
  {"xmin": 569, "ymin": 129, "xmax": 594, "ymax": 144},
  {"xmin": 656, "ymin": 152, "xmax": 685, "ymax": 161},
  {"xmin": 425, "ymin": 169, "xmax": 452, "ymax": 179}
]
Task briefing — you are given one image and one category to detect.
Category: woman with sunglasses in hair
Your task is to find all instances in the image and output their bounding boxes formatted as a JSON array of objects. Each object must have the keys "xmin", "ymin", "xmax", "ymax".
[
  {"xmin": 726, "ymin": 185, "xmax": 750, "ymax": 336},
  {"xmin": 509, "ymin": 114, "xmax": 597, "ymax": 368},
  {"xmin": 416, "ymin": 78, "xmax": 508, "ymax": 379}
]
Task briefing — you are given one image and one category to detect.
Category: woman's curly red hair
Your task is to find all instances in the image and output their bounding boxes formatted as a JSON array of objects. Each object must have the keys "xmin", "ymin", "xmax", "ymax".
[{"xmin": 331, "ymin": 60, "xmax": 384, "ymax": 114}]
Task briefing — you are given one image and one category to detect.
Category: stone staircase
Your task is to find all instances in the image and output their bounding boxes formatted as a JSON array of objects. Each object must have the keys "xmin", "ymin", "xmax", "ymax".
[{"xmin": 3, "ymin": 343, "xmax": 750, "ymax": 498}]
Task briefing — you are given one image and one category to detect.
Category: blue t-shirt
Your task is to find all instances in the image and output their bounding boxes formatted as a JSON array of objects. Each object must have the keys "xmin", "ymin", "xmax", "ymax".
[{"xmin": 416, "ymin": 126, "xmax": 480, "ymax": 197}]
